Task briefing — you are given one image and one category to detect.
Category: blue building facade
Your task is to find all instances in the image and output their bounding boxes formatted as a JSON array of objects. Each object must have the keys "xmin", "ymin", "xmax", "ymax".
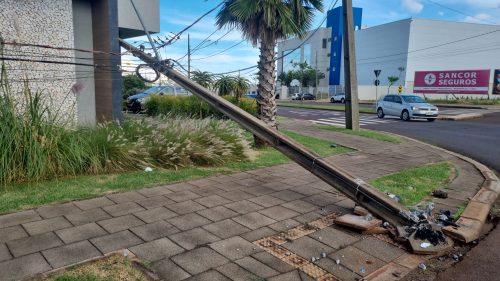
[{"xmin": 326, "ymin": 6, "xmax": 363, "ymax": 86}]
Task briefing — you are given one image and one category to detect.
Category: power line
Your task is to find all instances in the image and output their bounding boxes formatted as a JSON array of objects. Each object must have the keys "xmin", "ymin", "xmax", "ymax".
[
  {"xmin": 424, "ymin": 0, "xmax": 498, "ymax": 25},
  {"xmin": 160, "ymin": 1, "xmax": 225, "ymax": 47},
  {"xmin": 192, "ymin": 40, "xmax": 245, "ymax": 61},
  {"xmin": 0, "ymin": 56, "xmax": 116, "ymax": 68},
  {"xmin": 212, "ymin": 0, "xmax": 340, "ymax": 75}
]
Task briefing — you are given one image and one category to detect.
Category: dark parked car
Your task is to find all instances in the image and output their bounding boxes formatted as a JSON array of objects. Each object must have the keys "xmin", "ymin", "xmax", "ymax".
[{"xmin": 301, "ymin": 93, "xmax": 316, "ymax": 100}]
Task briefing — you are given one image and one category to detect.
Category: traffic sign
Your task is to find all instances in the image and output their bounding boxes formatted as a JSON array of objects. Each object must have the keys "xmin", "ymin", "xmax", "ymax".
[
  {"xmin": 374, "ymin": 70, "xmax": 381, "ymax": 78},
  {"xmin": 398, "ymin": 85, "xmax": 403, "ymax": 94},
  {"xmin": 374, "ymin": 79, "xmax": 380, "ymax": 86}
]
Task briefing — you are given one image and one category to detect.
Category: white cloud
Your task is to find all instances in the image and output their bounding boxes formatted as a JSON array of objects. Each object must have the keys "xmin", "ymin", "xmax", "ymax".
[
  {"xmin": 401, "ymin": 0, "xmax": 424, "ymax": 13},
  {"xmin": 463, "ymin": 13, "xmax": 495, "ymax": 24}
]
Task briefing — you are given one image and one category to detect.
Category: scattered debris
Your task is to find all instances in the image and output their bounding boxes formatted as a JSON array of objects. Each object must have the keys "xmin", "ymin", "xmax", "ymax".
[
  {"xmin": 360, "ymin": 267, "xmax": 366, "ymax": 274},
  {"xmin": 336, "ymin": 259, "xmax": 340, "ymax": 265},
  {"xmin": 362, "ymin": 226, "xmax": 389, "ymax": 235},
  {"xmin": 334, "ymin": 214, "xmax": 382, "ymax": 231},
  {"xmin": 418, "ymin": 263, "xmax": 427, "ymax": 271},
  {"xmin": 420, "ymin": 242, "xmax": 431, "ymax": 249},
  {"xmin": 432, "ymin": 189, "xmax": 448, "ymax": 198},
  {"xmin": 353, "ymin": 206, "xmax": 369, "ymax": 216},
  {"xmin": 453, "ymin": 254, "xmax": 459, "ymax": 261},
  {"xmin": 366, "ymin": 260, "xmax": 374, "ymax": 265},
  {"xmin": 144, "ymin": 167, "xmax": 153, "ymax": 172},
  {"xmin": 392, "ymin": 271, "xmax": 401, "ymax": 277},
  {"xmin": 311, "ymin": 257, "xmax": 317, "ymax": 262},
  {"xmin": 365, "ymin": 214, "xmax": 373, "ymax": 221},
  {"xmin": 330, "ymin": 143, "xmax": 337, "ymax": 148},
  {"xmin": 321, "ymin": 252, "xmax": 327, "ymax": 258},
  {"xmin": 386, "ymin": 193, "xmax": 401, "ymax": 202},
  {"xmin": 414, "ymin": 223, "xmax": 445, "ymax": 246}
]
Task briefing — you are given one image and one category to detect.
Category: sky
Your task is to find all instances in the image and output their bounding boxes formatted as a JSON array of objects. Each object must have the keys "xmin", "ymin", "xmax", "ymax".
[{"xmin": 124, "ymin": 0, "xmax": 500, "ymax": 81}]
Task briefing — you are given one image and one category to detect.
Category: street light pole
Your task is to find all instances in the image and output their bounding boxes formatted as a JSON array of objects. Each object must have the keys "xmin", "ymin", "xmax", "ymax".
[{"xmin": 342, "ymin": 0, "xmax": 360, "ymax": 131}]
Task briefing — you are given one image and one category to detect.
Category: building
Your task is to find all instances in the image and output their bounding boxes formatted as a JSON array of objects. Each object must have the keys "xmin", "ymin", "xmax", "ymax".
[
  {"xmin": 0, "ymin": 0, "xmax": 160, "ymax": 124},
  {"xmin": 277, "ymin": 6, "xmax": 500, "ymax": 100}
]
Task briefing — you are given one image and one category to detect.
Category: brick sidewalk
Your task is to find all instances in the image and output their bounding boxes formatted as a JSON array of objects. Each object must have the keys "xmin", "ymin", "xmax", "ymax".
[{"xmin": 0, "ymin": 121, "xmax": 486, "ymax": 281}]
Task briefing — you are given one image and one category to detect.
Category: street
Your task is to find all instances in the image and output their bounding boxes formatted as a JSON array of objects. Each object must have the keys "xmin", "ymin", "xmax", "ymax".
[{"xmin": 278, "ymin": 106, "xmax": 500, "ymax": 172}]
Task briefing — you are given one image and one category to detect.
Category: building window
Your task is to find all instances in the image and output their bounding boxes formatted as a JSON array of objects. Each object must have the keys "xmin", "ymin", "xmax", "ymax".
[
  {"xmin": 333, "ymin": 52, "xmax": 336, "ymax": 57},
  {"xmin": 332, "ymin": 67, "xmax": 336, "ymax": 72},
  {"xmin": 327, "ymin": 53, "xmax": 330, "ymax": 57},
  {"xmin": 322, "ymin": 39, "xmax": 327, "ymax": 49},
  {"xmin": 334, "ymin": 36, "xmax": 337, "ymax": 41}
]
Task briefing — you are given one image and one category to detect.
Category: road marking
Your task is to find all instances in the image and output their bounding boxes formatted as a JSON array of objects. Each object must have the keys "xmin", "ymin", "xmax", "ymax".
[{"xmin": 312, "ymin": 116, "xmax": 396, "ymax": 127}]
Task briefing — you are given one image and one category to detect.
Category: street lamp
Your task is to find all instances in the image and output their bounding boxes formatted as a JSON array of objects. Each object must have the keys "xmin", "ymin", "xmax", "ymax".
[{"xmin": 374, "ymin": 69, "xmax": 381, "ymax": 108}]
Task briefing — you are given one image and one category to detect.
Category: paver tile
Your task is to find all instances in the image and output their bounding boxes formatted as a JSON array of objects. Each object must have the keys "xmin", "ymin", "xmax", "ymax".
[
  {"xmin": 97, "ymin": 214, "xmax": 144, "ymax": 233},
  {"xmin": 137, "ymin": 186, "xmax": 172, "ymax": 197},
  {"xmin": 129, "ymin": 237, "xmax": 184, "ymax": 261},
  {"xmin": 0, "ymin": 253, "xmax": 51, "ymax": 281},
  {"xmin": 130, "ymin": 220, "xmax": 180, "ymax": 241},
  {"xmin": 0, "ymin": 210, "xmax": 41, "ymax": 228},
  {"xmin": 252, "ymin": 252, "xmax": 295, "ymax": 273},
  {"xmin": 166, "ymin": 190, "xmax": 201, "ymax": 202},
  {"xmin": 102, "ymin": 202, "xmax": 145, "ymax": 217},
  {"xmin": 282, "ymin": 199, "xmax": 317, "ymax": 213},
  {"xmin": 134, "ymin": 207, "xmax": 177, "ymax": 223},
  {"xmin": 244, "ymin": 185, "xmax": 275, "ymax": 196},
  {"xmin": 233, "ymin": 212, "xmax": 276, "ymax": 230},
  {"xmin": 42, "ymin": 240, "xmax": 101, "ymax": 268},
  {"xmin": 169, "ymin": 227, "xmax": 220, "ymax": 250},
  {"xmin": 268, "ymin": 219, "xmax": 301, "ymax": 232},
  {"xmin": 248, "ymin": 195, "xmax": 285, "ymax": 208},
  {"xmin": 23, "ymin": 216, "xmax": 72, "ymax": 236},
  {"xmin": 37, "ymin": 203, "xmax": 81, "ymax": 219},
  {"xmin": 309, "ymin": 226, "xmax": 360, "ymax": 249},
  {"xmin": 168, "ymin": 213, "xmax": 211, "ymax": 231},
  {"xmin": 0, "ymin": 243, "xmax": 11, "ymax": 262},
  {"xmin": 303, "ymin": 193, "xmax": 344, "ymax": 206},
  {"xmin": 7, "ymin": 232, "xmax": 63, "ymax": 257},
  {"xmin": 210, "ymin": 236, "xmax": 261, "ymax": 260},
  {"xmin": 90, "ymin": 230, "xmax": 143, "ymax": 254},
  {"xmin": 171, "ymin": 247, "xmax": 229, "ymax": 275},
  {"xmin": 184, "ymin": 270, "xmax": 231, "ymax": 281},
  {"xmin": 268, "ymin": 270, "xmax": 304, "ymax": 281},
  {"xmin": 136, "ymin": 196, "xmax": 175, "ymax": 209},
  {"xmin": 65, "ymin": 208, "xmax": 111, "ymax": 225},
  {"xmin": 240, "ymin": 227, "xmax": 277, "ymax": 243},
  {"xmin": 197, "ymin": 206, "xmax": 238, "ymax": 222},
  {"xmin": 203, "ymin": 219, "xmax": 250, "ymax": 239},
  {"xmin": 328, "ymin": 246, "xmax": 385, "ymax": 277},
  {"xmin": 353, "ymin": 237, "xmax": 405, "ymax": 262},
  {"xmin": 216, "ymin": 263, "xmax": 258, "ymax": 281},
  {"xmin": 165, "ymin": 182, "xmax": 197, "ymax": 192},
  {"xmin": 235, "ymin": 256, "xmax": 279, "ymax": 278},
  {"xmin": 195, "ymin": 195, "xmax": 231, "ymax": 208},
  {"xmin": 283, "ymin": 236, "xmax": 334, "ymax": 260},
  {"xmin": 56, "ymin": 223, "xmax": 107, "ymax": 244},
  {"xmin": 166, "ymin": 200, "xmax": 205, "ymax": 215},
  {"xmin": 316, "ymin": 258, "xmax": 362, "ymax": 281},
  {"xmin": 107, "ymin": 191, "xmax": 146, "ymax": 204},
  {"xmin": 190, "ymin": 186, "xmax": 223, "ymax": 197},
  {"xmin": 152, "ymin": 258, "xmax": 191, "ymax": 281},
  {"xmin": 271, "ymin": 190, "xmax": 305, "ymax": 201},
  {"xmin": 74, "ymin": 197, "xmax": 115, "ymax": 210},
  {"xmin": 293, "ymin": 211, "xmax": 323, "ymax": 223},
  {"xmin": 189, "ymin": 178, "xmax": 219, "ymax": 187},
  {"xmin": 0, "ymin": 226, "xmax": 28, "ymax": 243},
  {"xmin": 225, "ymin": 200, "xmax": 263, "ymax": 214},
  {"xmin": 259, "ymin": 206, "xmax": 300, "ymax": 221},
  {"xmin": 219, "ymin": 190, "xmax": 253, "ymax": 201}
]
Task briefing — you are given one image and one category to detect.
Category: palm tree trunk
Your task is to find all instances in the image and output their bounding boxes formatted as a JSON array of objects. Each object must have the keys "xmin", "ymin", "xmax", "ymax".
[{"xmin": 254, "ymin": 38, "xmax": 277, "ymax": 147}]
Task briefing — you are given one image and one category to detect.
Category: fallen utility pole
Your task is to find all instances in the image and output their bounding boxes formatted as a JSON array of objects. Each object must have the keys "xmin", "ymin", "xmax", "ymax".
[{"xmin": 119, "ymin": 39, "xmax": 413, "ymax": 227}]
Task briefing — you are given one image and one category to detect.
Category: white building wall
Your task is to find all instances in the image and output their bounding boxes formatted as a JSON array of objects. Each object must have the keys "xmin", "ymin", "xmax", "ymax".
[{"xmin": 406, "ymin": 19, "xmax": 500, "ymax": 99}]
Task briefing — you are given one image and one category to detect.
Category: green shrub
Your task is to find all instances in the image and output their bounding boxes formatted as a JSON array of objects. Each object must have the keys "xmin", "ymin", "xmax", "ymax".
[
  {"xmin": 144, "ymin": 95, "xmax": 257, "ymax": 118},
  {"xmin": 0, "ymin": 66, "xmax": 250, "ymax": 185}
]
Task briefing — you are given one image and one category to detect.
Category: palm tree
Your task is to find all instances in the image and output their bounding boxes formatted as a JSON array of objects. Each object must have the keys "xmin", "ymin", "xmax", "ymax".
[
  {"xmin": 387, "ymin": 76, "xmax": 399, "ymax": 94},
  {"xmin": 191, "ymin": 70, "xmax": 214, "ymax": 89},
  {"xmin": 233, "ymin": 76, "xmax": 251, "ymax": 101},
  {"xmin": 214, "ymin": 75, "xmax": 236, "ymax": 96},
  {"xmin": 216, "ymin": 0, "xmax": 323, "ymax": 132}
]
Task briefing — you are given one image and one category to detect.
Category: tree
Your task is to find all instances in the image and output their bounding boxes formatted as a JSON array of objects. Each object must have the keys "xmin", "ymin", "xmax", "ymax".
[
  {"xmin": 214, "ymin": 75, "xmax": 236, "ymax": 96},
  {"xmin": 191, "ymin": 71, "xmax": 214, "ymax": 89},
  {"xmin": 233, "ymin": 76, "xmax": 251, "ymax": 101},
  {"xmin": 277, "ymin": 71, "xmax": 296, "ymax": 87},
  {"xmin": 387, "ymin": 76, "xmax": 399, "ymax": 94},
  {"xmin": 122, "ymin": 74, "xmax": 146, "ymax": 99},
  {"xmin": 216, "ymin": 0, "xmax": 324, "ymax": 134}
]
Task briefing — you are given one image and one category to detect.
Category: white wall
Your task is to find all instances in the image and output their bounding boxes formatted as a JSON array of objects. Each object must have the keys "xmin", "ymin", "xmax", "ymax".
[{"xmin": 406, "ymin": 19, "xmax": 500, "ymax": 99}]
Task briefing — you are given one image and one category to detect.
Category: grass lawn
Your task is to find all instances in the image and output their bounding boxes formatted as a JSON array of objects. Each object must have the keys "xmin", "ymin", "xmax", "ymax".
[
  {"xmin": 277, "ymin": 101, "xmax": 376, "ymax": 113},
  {"xmin": 370, "ymin": 162, "xmax": 454, "ymax": 206},
  {"xmin": 46, "ymin": 254, "xmax": 149, "ymax": 281},
  {"xmin": 0, "ymin": 130, "xmax": 352, "ymax": 213},
  {"xmin": 317, "ymin": 125, "xmax": 402, "ymax": 144}
]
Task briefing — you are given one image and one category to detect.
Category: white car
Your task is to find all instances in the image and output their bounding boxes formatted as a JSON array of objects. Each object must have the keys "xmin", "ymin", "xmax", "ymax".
[
  {"xmin": 376, "ymin": 94, "xmax": 439, "ymax": 122},
  {"xmin": 330, "ymin": 93, "xmax": 345, "ymax": 103}
]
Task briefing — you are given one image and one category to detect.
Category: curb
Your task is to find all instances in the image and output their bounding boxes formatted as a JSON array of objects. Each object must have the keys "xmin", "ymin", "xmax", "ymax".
[
  {"xmin": 438, "ymin": 113, "xmax": 485, "ymax": 121},
  {"xmin": 381, "ymin": 131, "xmax": 499, "ymax": 243}
]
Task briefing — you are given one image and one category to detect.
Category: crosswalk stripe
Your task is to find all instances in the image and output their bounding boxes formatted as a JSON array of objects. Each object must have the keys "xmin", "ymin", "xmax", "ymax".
[
  {"xmin": 317, "ymin": 118, "xmax": 388, "ymax": 125},
  {"xmin": 312, "ymin": 120, "xmax": 345, "ymax": 127}
]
